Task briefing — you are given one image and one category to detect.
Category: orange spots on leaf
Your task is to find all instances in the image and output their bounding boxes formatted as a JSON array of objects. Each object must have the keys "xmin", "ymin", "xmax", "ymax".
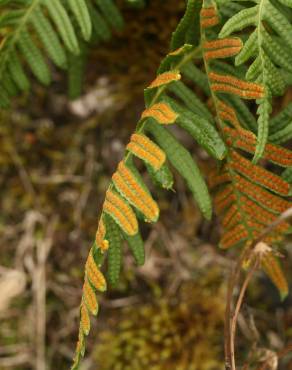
[
  {"xmin": 214, "ymin": 185, "xmax": 235, "ymax": 213},
  {"xmin": 205, "ymin": 46, "xmax": 242, "ymax": 61},
  {"xmin": 200, "ymin": 6, "xmax": 219, "ymax": 28},
  {"xmin": 127, "ymin": 133, "xmax": 165, "ymax": 171},
  {"xmin": 203, "ymin": 39, "xmax": 242, "ymax": 61},
  {"xmin": 261, "ymin": 253, "xmax": 288, "ymax": 299},
  {"xmin": 95, "ymin": 219, "xmax": 109, "ymax": 251},
  {"xmin": 83, "ymin": 279, "xmax": 98, "ymax": 315},
  {"xmin": 142, "ymin": 102, "xmax": 178, "ymax": 124},
  {"xmin": 103, "ymin": 190, "xmax": 138, "ymax": 236},
  {"xmin": 221, "ymin": 204, "xmax": 241, "ymax": 230},
  {"xmin": 219, "ymin": 111, "xmax": 240, "ymax": 128},
  {"xmin": 204, "ymin": 38, "xmax": 242, "ymax": 50},
  {"xmin": 200, "ymin": 6, "xmax": 217, "ymax": 17},
  {"xmin": 241, "ymin": 195, "xmax": 290, "ymax": 234},
  {"xmin": 220, "ymin": 223, "xmax": 248, "ymax": 249},
  {"xmin": 148, "ymin": 71, "xmax": 181, "ymax": 88},
  {"xmin": 218, "ymin": 100, "xmax": 241, "ymax": 128},
  {"xmin": 230, "ymin": 151, "xmax": 290, "ymax": 196},
  {"xmin": 208, "ymin": 170, "xmax": 230, "ymax": 188},
  {"xmin": 113, "ymin": 161, "xmax": 159, "ymax": 222},
  {"xmin": 201, "ymin": 16, "xmax": 219, "ymax": 28},
  {"xmin": 80, "ymin": 301, "xmax": 90, "ymax": 336},
  {"xmin": 85, "ymin": 251, "xmax": 106, "ymax": 292},
  {"xmin": 224, "ymin": 127, "xmax": 292, "ymax": 167},
  {"xmin": 264, "ymin": 144, "xmax": 292, "ymax": 167},
  {"xmin": 234, "ymin": 174, "xmax": 290, "ymax": 214},
  {"xmin": 209, "ymin": 72, "xmax": 265, "ymax": 99},
  {"xmin": 211, "ymin": 83, "xmax": 264, "ymax": 99},
  {"xmin": 209, "ymin": 72, "xmax": 264, "ymax": 92}
]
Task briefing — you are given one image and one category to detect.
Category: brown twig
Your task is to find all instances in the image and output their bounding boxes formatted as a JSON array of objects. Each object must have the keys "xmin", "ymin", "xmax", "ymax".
[
  {"xmin": 224, "ymin": 207, "xmax": 292, "ymax": 370},
  {"xmin": 225, "ymin": 248, "xmax": 251, "ymax": 370},
  {"xmin": 230, "ymin": 259, "xmax": 259, "ymax": 370}
]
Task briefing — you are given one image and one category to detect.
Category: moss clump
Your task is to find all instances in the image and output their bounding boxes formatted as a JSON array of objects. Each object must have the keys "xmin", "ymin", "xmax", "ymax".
[{"xmin": 95, "ymin": 268, "xmax": 225, "ymax": 370}]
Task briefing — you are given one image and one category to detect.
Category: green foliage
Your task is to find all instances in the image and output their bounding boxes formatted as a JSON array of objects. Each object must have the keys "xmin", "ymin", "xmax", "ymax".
[
  {"xmin": 202, "ymin": 0, "xmax": 292, "ymax": 297},
  {"xmin": 71, "ymin": 5, "xmax": 230, "ymax": 365},
  {"xmin": 105, "ymin": 214, "xmax": 122, "ymax": 287},
  {"xmin": 0, "ymin": 0, "xmax": 128, "ymax": 106},
  {"xmin": 1, "ymin": 0, "xmax": 291, "ymax": 367},
  {"xmin": 218, "ymin": 0, "xmax": 292, "ymax": 161},
  {"xmin": 123, "ymin": 231, "xmax": 145, "ymax": 266},
  {"xmin": 170, "ymin": 0, "xmax": 202, "ymax": 50},
  {"xmin": 146, "ymin": 121, "xmax": 213, "ymax": 220}
]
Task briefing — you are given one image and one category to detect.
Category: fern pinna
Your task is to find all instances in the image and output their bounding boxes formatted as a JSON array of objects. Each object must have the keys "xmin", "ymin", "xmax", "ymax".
[
  {"xmin": 200, "ymin": 0, "xmax": 292, "ymax": 299},
  {"xmin": 70, "ymin": 0, "xmax": 292, "ymax": 367},
  {"xmin": 0, "ymin": 0, "xmax": 144, "ymax": 105}
]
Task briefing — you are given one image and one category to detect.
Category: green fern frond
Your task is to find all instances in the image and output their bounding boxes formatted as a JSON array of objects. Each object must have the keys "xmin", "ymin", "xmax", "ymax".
[
  {"xmin": 70, "ymin": 0, "xmax": 292, "ymax": 367},
  {"xmin": 0, "ymin": 0, "xmax": 129, "ymax": 105},
  {"xmin": 71, "ymin": 5, "xmax": 230, "ymax": 366},
  {"xmin": 200, "ymin": 0, "xmax": 291, "ymax": 298},
  {"xmin": 146, "ymin": 120, "xmax": 213, "ymax": 219},
  {"xmin": 67, "ymin": 40, "xmax": 88, "ymax": 100},
  {"xmin": 68, "ymin": 0, "xmax": 92, "ymax": 41},
  {"xmin": 123, "ymin": 230, "xmax": 145, "ymax": 266},
  {"xmin": 218, "ymin": 0, "xmax": 292, "ymax": 162},
  {"xmin": 94, "ymin": 0, "xmax": 124, "ymax": 31},
  {"xmin": 104, "ymin": 214, "xmax": 122, "ymax": 287},
  {"xmin": 170, "ymin": 0, "xmax": 202, "ymax": 50}
]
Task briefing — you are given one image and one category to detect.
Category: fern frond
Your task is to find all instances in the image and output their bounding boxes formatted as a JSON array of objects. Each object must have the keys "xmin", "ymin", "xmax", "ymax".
[
  {"xmin": 170, "ymin": 0, "xmax": 202, "ymax": 50},
  {"xmin": 201, "ymin": 0, "xmax": 291, "ymax": 298},
  {"xmin": 210, "ymin": 127, "xmax": 291, "ymax": 296},
  {"xmin": 0, "ymin": 0, "xmax": 129, "ymax": 104},
  {"xmin": 71, "ymin": 6, "xmax": 230, "ymax": 365},
  {"xmin": 68, "ymin": 0, "xmax": 92, "ymax": 41},
  {"xmin": 146, "ymin": 121, "xmax": 213, "ymax": 219},
  {"xmin": 218, "ymin": 0, "xmax": 292, "ymax": 162}
]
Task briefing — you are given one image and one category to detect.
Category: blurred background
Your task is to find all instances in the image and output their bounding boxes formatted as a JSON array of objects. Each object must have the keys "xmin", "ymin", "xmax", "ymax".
[{"xmin": 0, "ymin": 1, "xmax": 291, "ymax": 369}]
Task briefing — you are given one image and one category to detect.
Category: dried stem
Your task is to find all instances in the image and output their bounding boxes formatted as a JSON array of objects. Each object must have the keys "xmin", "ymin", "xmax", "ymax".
[
  {"xmin": 224, "ymin": 207, "xmax": 292, "ymax": 370},
  {"xmin": 230, "ymin": 259, "xmax": 259, "ymax": 370}
]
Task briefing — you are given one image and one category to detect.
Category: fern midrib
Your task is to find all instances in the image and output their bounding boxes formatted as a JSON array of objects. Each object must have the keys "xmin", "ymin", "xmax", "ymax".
[
  {"xmin": 200, "ymin": 6, "xmax": 253, "ymax": 242},
  {"xmin": 0, "ymin": 0, "xmax": 40, "ymax": 77},
  {"xmin": 106, "ymin": 46, "xmax": 201, "ymax": 192}
]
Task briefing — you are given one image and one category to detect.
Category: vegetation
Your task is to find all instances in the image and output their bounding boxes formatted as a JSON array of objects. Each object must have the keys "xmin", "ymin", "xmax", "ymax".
[{"xmin": 0, "ymin": 0, "xmax": 291, "ymax": 369}]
